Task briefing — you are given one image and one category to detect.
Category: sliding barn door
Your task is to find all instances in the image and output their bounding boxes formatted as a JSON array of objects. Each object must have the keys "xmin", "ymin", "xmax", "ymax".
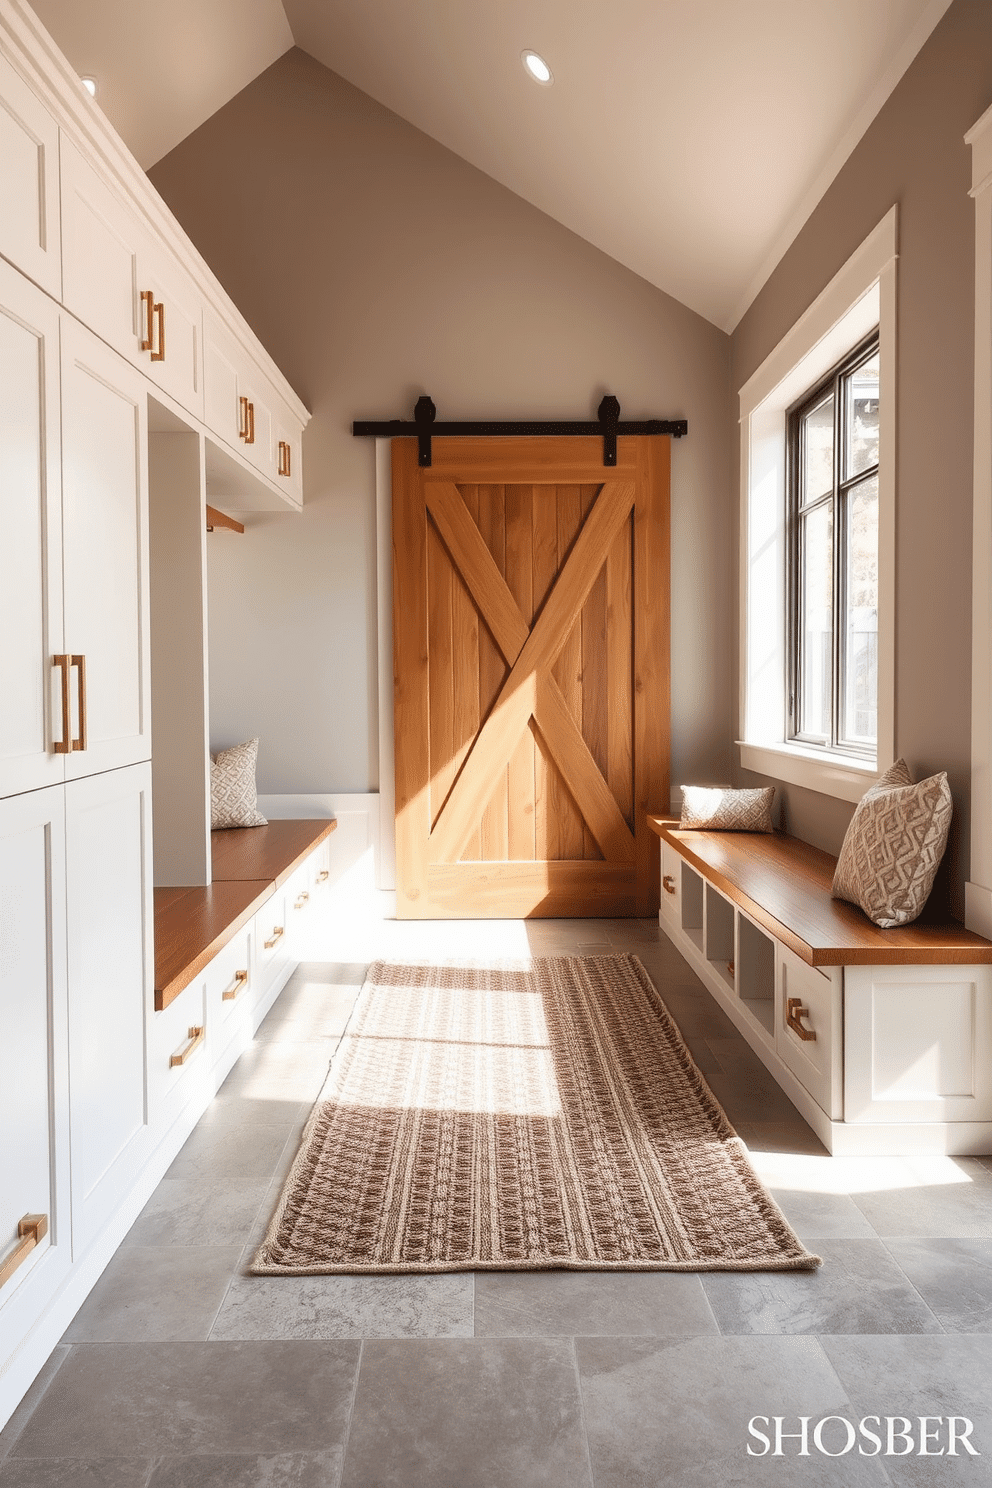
[{"xmin": 393, "ymin": 436, "xmax": 669, "ymax": 918}]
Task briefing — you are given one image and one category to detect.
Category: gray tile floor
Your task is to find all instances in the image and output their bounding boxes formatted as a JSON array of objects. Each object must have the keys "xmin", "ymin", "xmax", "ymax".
[{"xmin": 2, "ymin": 915, "xmax": 992, "ymax": 1486}]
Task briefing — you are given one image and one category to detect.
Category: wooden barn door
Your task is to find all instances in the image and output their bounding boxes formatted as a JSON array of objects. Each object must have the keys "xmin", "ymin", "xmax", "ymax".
[{"xmin": 393, "ymin": 435, "xmax": 669, "ymax": 918}]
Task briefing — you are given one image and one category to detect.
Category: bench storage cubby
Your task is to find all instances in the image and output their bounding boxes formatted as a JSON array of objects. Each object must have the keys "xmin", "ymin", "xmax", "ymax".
[{"xmin": 651, "ymin": 818, "xmax": 992, "ymax": 1154}]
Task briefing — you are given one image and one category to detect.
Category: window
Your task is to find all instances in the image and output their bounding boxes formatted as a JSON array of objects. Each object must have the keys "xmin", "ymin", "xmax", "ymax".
[
  {"xmin": 787, "ymin": 332, "xmax": 879, "ymax": 756},
  {"xmin": 738, "ymin": 206, "xmax": 895, "ymax": 804}
]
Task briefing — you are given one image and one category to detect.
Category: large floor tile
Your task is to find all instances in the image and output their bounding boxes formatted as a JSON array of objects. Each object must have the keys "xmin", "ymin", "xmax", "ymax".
[
  {"xmin": 821, "ymin": 1334, "xmax": 992, "ymax": 1485},
  {"xmin": 61, "ymin": 1247, "xmax": 242, "ymax": 1343},
  {"xmin": 123, "ymin": 1175, "xmax": 271, "ymax": 1248},
  {"xmin": 210, "ymin": 1272, "xmax": 474, "ymax": 1340},
  {"xmin": 340, "ymin": 1338, "xmax": 591, "ymax": 1488},
  {"xmin": 759, "ymin": 1186, "xmax": 879, "ymax": 1240},
  {"xmin": 851, "ymin": 1163, "xmax": 992, "ymax": 1238},
  {"xmin": 883, "ymin": 1238, "xmax": 992, "ymax": 1333},
  {"xmin": 0, "ymin": 1459, "xmax": 153, "ymax": 1486},
  {"xmin": 474, "ymin": 1269, "xmax": 718, "ymax": 1338},
  {"xmin": 146, "ymin": 1448, "xmax": 344, "ymax": 1487},
  {"xmin": 166, "ymin": 1116, "xmax": 300, "ymax": 1184},
  {"xmin": 576, "ymin": 1334, "xmax": 890, "ymax": 1487},
  {"xmin": 700, "ymin": 1239, "xmax": 942, "ymax": 1336},
  {"xmin": 9, "ymin": 1343, "xmax": 360, "ymax": 1461}
]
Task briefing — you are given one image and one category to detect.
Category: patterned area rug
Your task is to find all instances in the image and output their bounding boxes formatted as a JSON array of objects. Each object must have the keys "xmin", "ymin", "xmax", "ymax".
[{"xmin": 251, "ymin": 956, "xmax": 820, "ymax": 1274}]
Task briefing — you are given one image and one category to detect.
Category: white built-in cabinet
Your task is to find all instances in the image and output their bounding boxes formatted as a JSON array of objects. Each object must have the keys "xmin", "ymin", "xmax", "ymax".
[{"xmin": 0, "ymin": 0, "xmax": 310, "ymax": 1431}]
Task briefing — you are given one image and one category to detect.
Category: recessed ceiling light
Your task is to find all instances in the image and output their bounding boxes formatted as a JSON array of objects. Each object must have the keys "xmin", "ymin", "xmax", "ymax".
[
  {"xmin": 80, "ymin": 76, "xmax": 97, "ymax": 97},
  {"xmin": 521, "ymin": 50, "xmax": 553, "ymax": 86}
]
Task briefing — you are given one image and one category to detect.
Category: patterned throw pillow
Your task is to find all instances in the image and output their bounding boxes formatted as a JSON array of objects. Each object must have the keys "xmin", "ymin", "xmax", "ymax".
[
  {"xmin": 210, "ymin": 738, "xmax": 268, "ymax": 830},
  {"xmin": 831, "ymin": 759, "xmax": 952, "ymax": 927},
  {"xmin": 679, "ymin": 785, "xmax": 775, "ymax": 833}
]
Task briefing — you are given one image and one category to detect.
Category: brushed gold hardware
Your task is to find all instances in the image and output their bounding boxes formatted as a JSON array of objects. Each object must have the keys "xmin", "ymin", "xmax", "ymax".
[
  {"xmin": 71, "ymin": 654, "xmax": 86, "ymax": 751},
  {"xmin": 316, "ymin": 869, "xmax": 329, "ymax": 883},
  {"xmin": 294, "ymin": 891, "xmax": 309, "ymax": 910},
  {"xmin": 222, "ymin": 969, "xmax": 249, "ymax": 1002},
  {"xmin": 663, "ymin": 874, "xmax": 677, "ymax": 895},
  {"xmin": 786, "ymin": 997, "xmax": 816, "ymax": 1042},
  {"xmin": 278, "ymin": 440, "xmax": 291, "ymax": 477},
  {"xmin": 52, "ymin": 654, "xmax": 71, "ymax": 754},
  {"xmin": 169, "ymin": 1025, "xmax": 205, "ymax": 1067},
  {"xmin": 205, "ymin": 505, "xmax": 244, "ymax": 535},
  {"xmin": 151, "ymin": 300, "xmax": 165, "ymax": 361},
  {"xmin": 140, "ymin": 289, "xmax": 154, "ymax": 351},
  {"xmin": 264, "ymin": 925, "xmax": 284, "ymax": 950},
  {"xmin": 239, "ymin": 395, "xmax": 249, "ymax": 440},
  {"xmin": 727, "ymin": 961, "xmax": 735, "ymax": 978},
  {"xmin": 0, "ymin": 1214, "xmax": 48, "ymax": 1289},
  {"xmin": 246, "ymin": 400, "xmax": 255, "ymax": 445}
]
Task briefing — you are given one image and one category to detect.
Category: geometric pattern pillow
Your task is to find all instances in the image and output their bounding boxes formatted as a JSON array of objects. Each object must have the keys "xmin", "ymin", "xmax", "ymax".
[
  {"xmin": 210, "ymin": 738, "xmax": 268, "ymax": 830},
  {"xmin": 831, "ymin": 758, "xmax": 952, "ymax": 927},
  {"xmin": 679, "ymin": 784, "xmax": 775, "ymax": 832}
]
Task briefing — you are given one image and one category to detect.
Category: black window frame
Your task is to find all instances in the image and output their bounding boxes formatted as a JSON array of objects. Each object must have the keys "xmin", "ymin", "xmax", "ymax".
[{"xmin": 786, "ymin": 328, "xmax": 880, "ymax": 757}]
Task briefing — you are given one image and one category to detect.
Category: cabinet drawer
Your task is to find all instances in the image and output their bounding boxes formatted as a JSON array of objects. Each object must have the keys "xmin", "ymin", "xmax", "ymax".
[
  {"xmin": 776, "ymin": 947, "xmax": 842, "ymax": 1119},
  {"xmin": 254, "ymin": 890, "xmax": 290, "ymax": 1001},
  {"xmin": 148, "ymin": 976, "xmax": 209, "ymax": 1126},
  {"xmin": 205, "ymin": 926, "xmax": 253, "ymax": 1054},
  {"xmin": 659, "ymin": 842, "xmax": 681, "ymax": 927}
]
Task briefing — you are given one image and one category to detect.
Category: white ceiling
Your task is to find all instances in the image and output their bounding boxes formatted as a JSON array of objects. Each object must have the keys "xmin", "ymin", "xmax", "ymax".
[{"xmin": 31, "ymin": 0, "xmax": 952, "ymax": 329}]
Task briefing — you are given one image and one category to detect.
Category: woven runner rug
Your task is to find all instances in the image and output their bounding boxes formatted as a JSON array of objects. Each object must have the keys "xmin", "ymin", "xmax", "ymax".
[{"xmin": 251, "ymin": 955, "xmax": 820, "ymax": 1274}]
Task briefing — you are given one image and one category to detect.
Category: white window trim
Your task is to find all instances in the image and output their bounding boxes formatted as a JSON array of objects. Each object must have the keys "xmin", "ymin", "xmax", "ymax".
[{"xmin": 738, "ymin": 206, "xmax": 897, "ymax": 805}]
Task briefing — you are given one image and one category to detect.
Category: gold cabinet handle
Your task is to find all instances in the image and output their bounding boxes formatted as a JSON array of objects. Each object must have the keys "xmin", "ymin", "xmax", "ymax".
[
  {"xmin": 52, "ymin": 654, "xmax": 71, "ymax": 754},
  {"xmin": 246, "ymin": 401, "xmax": 255, "ymax": 445},
  {"xmin": 170, "ymin": 1025, "xmax": 205, "ymax": 1067},
  {"xmin": 663, "ymin": 874, "xmax": 677, "ymax": 895},
  {"xmin": 786, "ymin": 997, "xmax": 816, "ymax": 1042},
  {"xmin": 140, "ymin": 289, "xmax": 154, "ymax": 351},
  {"xmin": 222, "ymin": 969, "xmax": 249, "ymax": 1002},
  {"xmin": 151, "ymin": 300, "xmax": 165, "ymax": 362},
  {"xmin": 0, "ymin": 1214, "xmax": 48, "ymax": 1289},
  {"xmin": 239, "ymin": 395, "xmax": 250, "ymax": 441},
  {"xmin": 264, "ymin": 925, "xmax": 284, "ymax": 950},
  {"xmin": 71, "ymin": 654, "xmax": 86, "ymax": 751},
  {"xmin": 294, "ymin": 891, "xmax": 309, "ymax": 910},
  {"xmin": 316, "ymin": 869, "xmax": 329, "ymax": 883},
  {"xmin": 278, "ymin": 440, "xmax": 291, "ymax": 477}
]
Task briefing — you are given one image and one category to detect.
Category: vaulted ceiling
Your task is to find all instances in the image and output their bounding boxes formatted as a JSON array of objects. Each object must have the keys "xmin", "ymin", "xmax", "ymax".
[{"xmin": 30, "ymin": 0, "xmax": 952, "ymax": 327}]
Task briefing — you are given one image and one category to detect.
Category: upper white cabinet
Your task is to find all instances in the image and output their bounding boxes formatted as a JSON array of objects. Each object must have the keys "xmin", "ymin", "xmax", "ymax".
[
  {"xmin": 0, "ymin": 256, "xmax": 63, "ymax": 799},
  {"xmin": 60, "ymin": 317, "xmax": 151, "ymax": 778},
  {"xmin": 60, "ymin": 137, "xmax": 203, "ymax": 421},
  {"xmin": 0, "ymin": 51, "xmax": 60, "ymax": 299},
  {"xmin": 204, "ymin": 313, "xmax": 301, "ymax": 506}
]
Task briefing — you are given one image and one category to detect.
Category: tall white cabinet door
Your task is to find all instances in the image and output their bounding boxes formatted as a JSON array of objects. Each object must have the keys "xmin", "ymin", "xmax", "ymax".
[
  {"xmin": 65, "ymin": 763, "xmax": 152, "ymax": 1257},
  {"xmin": 0, "ymin": 54, "xmax": 61, "ymax": 299},
  {"xmin": 60, "ymin": 317, "xmax": 151, "ymax": 778},
  {"xmin": 0, "ymin": 258, "xmax": 64, "ymax": 799},
  {"xmin": 0, "ymin": 787, "xmax": 72, "ymax": 1343}
]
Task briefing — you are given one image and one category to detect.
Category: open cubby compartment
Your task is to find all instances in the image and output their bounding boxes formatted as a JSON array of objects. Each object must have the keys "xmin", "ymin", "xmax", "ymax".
[
  {"xmin": 680, "ymin": 863, "xmax": 704, "ymax": 952},
  {"xmin": 704, "ymin": 885, "xmax": 736, "ymax": 991},
  {"xmin": 736, "ymin": 912, "xmax": 776, "ymax": 1040}
]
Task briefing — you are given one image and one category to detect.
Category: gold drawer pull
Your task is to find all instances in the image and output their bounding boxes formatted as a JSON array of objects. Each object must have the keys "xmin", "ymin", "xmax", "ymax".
[
  {"xmin": 278, "ymin": 440, "xmax": 291, "ymax": 477},
  {"xmin": 316, "ymin": 869, "xmax": 329, "ymax": 883},
  {"xmin": 245, "ymin": 400, "xmax": 255, "ymax": 444},
  {"xmin": 786, "ymin": 997, "xmax": 816, "ymax": 1042},
  {"xmin": 151, "ymin": 299, "xmax": 165, "ymax": 362},
  {"xmin": 264, "ymin": 925, "xmax": 284, "ymax": 950},
  {"xmin": 170, "ymin": 1025, "xmax": 205, "ymax": 1067},
  {"xmin": 239, "ymin": 395, "xmax": 250, "ymax": 440},
  {"xmin": 71, "ymin": 654, "xmax": 86, "ymax": 751},
  {"xmin": 222, "ymin": 969, "xmax": 249, "ymax": 1002},
  {"xmin": 52, "ymin": 654, "xmax": 71, "ymax": 754},
  {"xmin": 663, "ymin": 874, "xmax": 677, "ymax": 895},
  {"xmin": 0, "ymin": 1214, "xmax": 48, "ymax": 1289},
  {"xmin": 294, "ymin": 891, "xmax": 309, "ymax": 910}
]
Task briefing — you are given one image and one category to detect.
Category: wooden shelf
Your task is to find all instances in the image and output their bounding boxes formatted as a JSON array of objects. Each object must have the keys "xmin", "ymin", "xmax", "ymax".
[
  {"xmin": 647, "ymin": 816, "xmax": 992, "ymax": 966},
  {"xmin": 154, "ymin": 819, "xmax": 337, "ymax": 1009}
]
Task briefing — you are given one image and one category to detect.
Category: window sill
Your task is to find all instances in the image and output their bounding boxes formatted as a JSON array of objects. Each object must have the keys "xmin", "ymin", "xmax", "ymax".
[{"xmin": 738, "ymin": 741, "xmax": 878, "ymax": 804}]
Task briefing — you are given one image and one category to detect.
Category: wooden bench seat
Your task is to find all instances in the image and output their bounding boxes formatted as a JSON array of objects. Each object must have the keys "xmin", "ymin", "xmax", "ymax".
[
  {"xmin": 647, "ymin": 816, "xmax": 992, "ymax": 967},
  {"xmin": 153, "ymin": 819, "xmax": 337, "ymax": 1009}
]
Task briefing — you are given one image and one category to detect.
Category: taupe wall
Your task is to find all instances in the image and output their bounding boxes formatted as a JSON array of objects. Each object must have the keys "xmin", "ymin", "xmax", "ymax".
[
  {"xmin": 150, "ymin": 48, "xmax": 732, "ymax": 809},
  {"xmin": 731, "ymin": 0, "xmax": 992, "ymax": 915}
]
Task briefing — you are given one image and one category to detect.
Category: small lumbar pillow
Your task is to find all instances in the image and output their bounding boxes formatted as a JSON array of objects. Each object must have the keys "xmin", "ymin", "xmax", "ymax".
[
  {"xmin": 831, "ymin": 758, "xmax": 952, "ymax": 928},
  {"xmin": 210, "ymin": 738, "xmax": 268, "ymax": 830},
  {"xmin": 679, "ymin": 785, "xmax": 775, "ymax": 833}
]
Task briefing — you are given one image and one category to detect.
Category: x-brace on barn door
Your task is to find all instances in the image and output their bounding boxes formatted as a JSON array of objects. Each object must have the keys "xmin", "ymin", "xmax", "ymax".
[{"xmin": 393, "ymin": 436, "xmax": 670, "ymax": 917}]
